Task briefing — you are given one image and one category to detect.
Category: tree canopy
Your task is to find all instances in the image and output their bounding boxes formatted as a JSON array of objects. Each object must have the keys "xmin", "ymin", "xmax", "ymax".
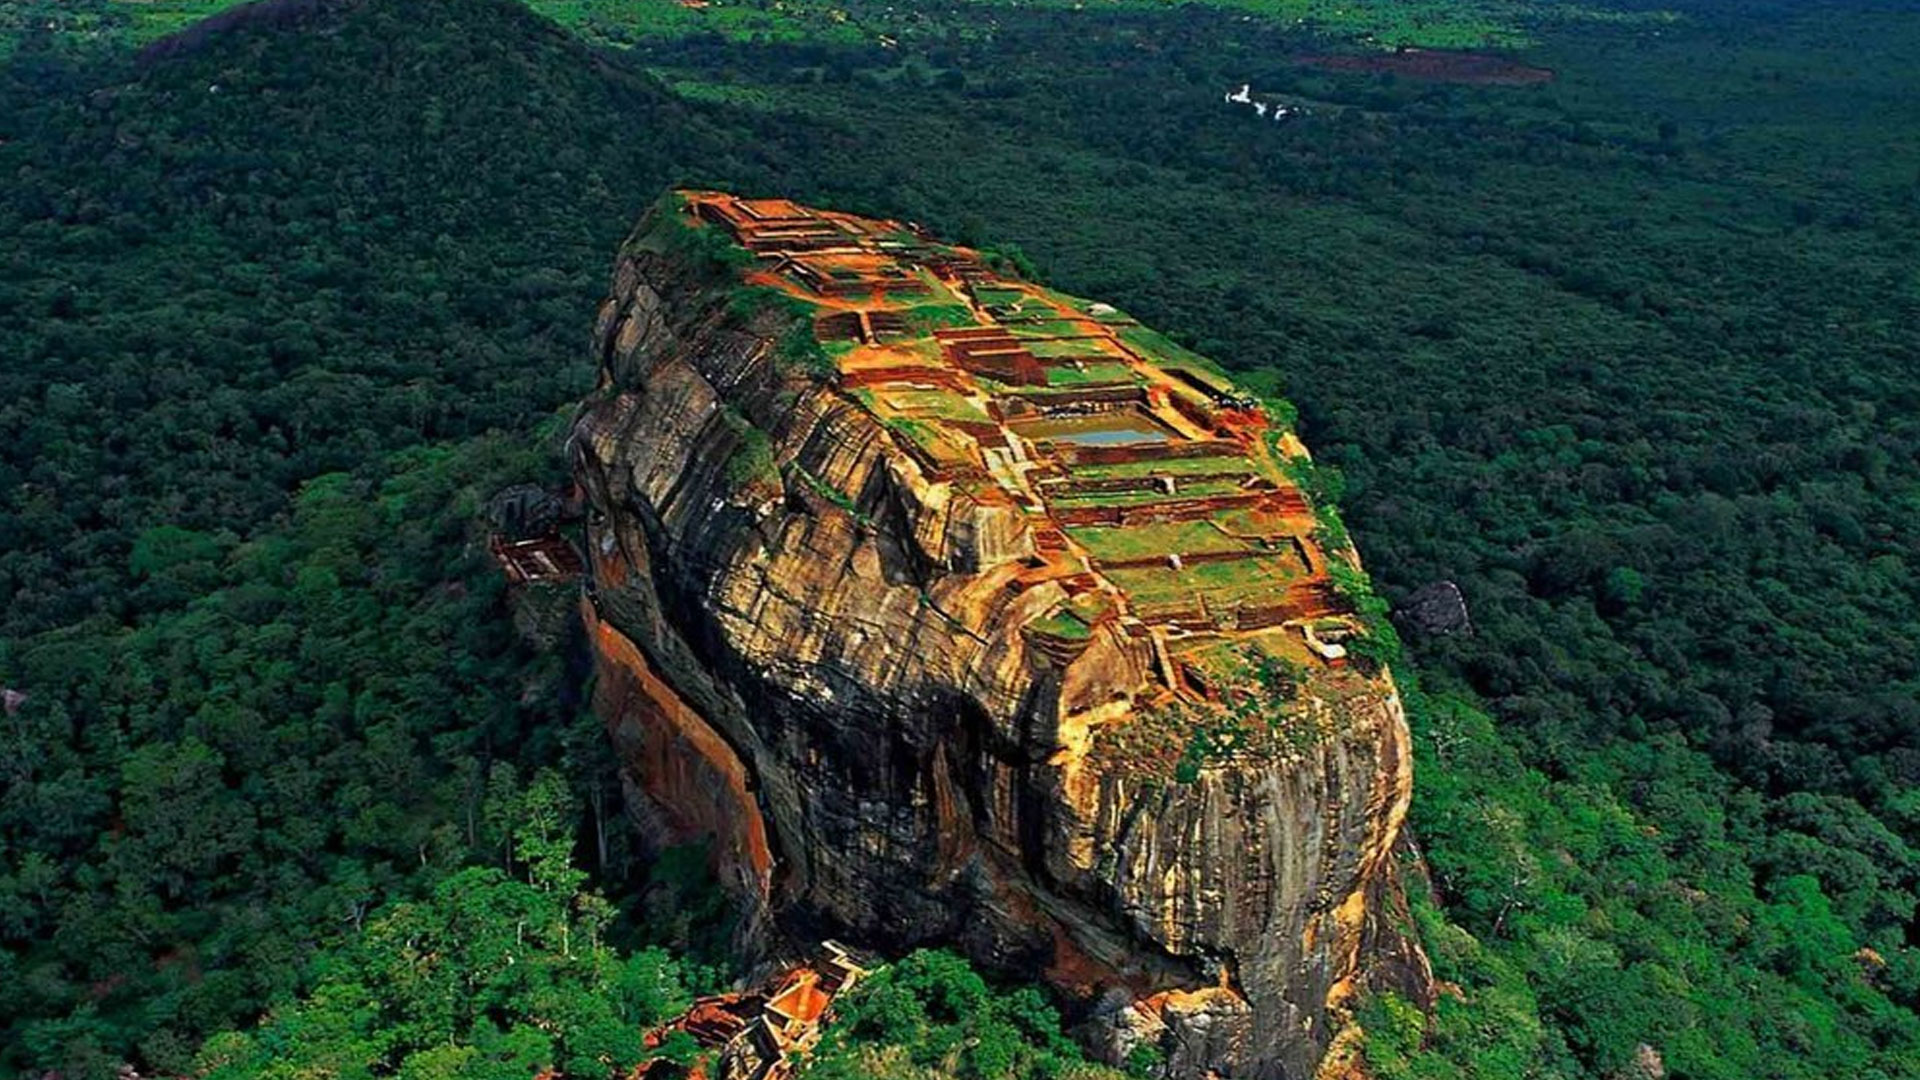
[{"xmin": 3, "ymin": 0, "xmax": 1918, "ymax": 1076}]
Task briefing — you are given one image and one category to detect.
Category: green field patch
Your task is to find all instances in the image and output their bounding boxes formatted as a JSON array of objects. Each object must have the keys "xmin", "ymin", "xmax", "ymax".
[
  {"xmin": 908, "ymin": 270, "xmax": 967, "ymax": 307},
  {"xmin": 976, "ymin": 290, "xmax": 1069, "ymax": 322},
  {"xmin": 1033, "ymin": 285, "xmax": 1099, "ymax": 309},
  {"xmin": 1050, "ymin": 478, "xmax": 1251, "ymax": 508},
  {"xmin": 878, "ymin": 389, "xmax": 992, "ymax": 424},
  {"xmin": 897, "ymin": 301, "xmax": 977, "ymax": 335},
  {"xmin": 1106, "ymin": 552, "xmax": 1306, "ymax": 609},
  {"xmin": 885, "ymin": 416, "xmax": 971, "ymax": 463},
  {"xmin": 1067, "ymin": 591, "xmax": 1116, "ymax": 623},
  {"xmin": 33, "ymin": 0, "xmax": 1548, "ymax": 53},
  {"xmin": 1044, "ymin": 361, "xmax": 1139, "ymax": 388},
  {"xmin": 1176, "ymin": 638, "xmax": 1261, "ymax": 682},
  {"xmin": 1009, "ymin": 318, "xmax": 1094, "ymax": 337},
  {"xmin": 972, "ymin": 286, "xmax": 1032, "ymax": 306},
  {"xmin": 1118, "ymin": 325, "xmax": 1237, "ymax": 381},
  {"xmin": 1029, "ymin": 339, "xmax": 1118, "ymax": 359},
  {"xmin": 1068, "ymin": 522, "xmax": 1250, "ymax": 562},
  {"xmin": 1068, "ymin": 455, "xmax": 1256, "ymax": 481},
  {"xmin": 1029, "ymin": 609, "xmax": 1093, "ymax": 641},
  {"xmin": 527, "ymin": 0, "xmax": 867, "ymax": 47}
]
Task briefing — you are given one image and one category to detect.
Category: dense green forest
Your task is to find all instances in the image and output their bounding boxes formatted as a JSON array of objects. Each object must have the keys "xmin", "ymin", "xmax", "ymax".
[
  {"xmin": 0, "ymin": 2, "xmax": 703, "ymax": 1072},
  {"xmin": 5, "ymin": 0, "xmax": 1650, "ymax": 55},
  {"xmin": 3, "ymin": 0, "xmax": 1918, "ymax": 1076}
]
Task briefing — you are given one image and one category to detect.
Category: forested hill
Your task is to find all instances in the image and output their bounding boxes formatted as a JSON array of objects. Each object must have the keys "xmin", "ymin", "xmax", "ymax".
[
  {"xmin": 0, "ymin": 0, "xmax": 717, "ymax": 1070},
  {"xmin": 0, "ymin": 0, "xmax": 710, "ymax": 639}
]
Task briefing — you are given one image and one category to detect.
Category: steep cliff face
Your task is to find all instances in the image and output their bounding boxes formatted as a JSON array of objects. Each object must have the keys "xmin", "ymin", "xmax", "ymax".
[{"xmin": 571, "ymin": 193, "xmax": 1431, "ymax": 1078}]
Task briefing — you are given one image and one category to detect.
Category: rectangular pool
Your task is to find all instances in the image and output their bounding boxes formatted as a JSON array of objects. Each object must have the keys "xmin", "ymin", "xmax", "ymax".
[{"xmin": 1019, "ymin": 410, "xmax": 1173, "ymax": 446}]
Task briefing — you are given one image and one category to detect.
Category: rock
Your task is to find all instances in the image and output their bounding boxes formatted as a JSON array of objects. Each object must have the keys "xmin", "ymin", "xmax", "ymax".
[
  {"xmin": 572, "ymin": 194, "xmax": 1431, "ymax": 1079},
  {"xmin": 1855, "ymin": 946, "xmax": 1888, "ymax": 986},
  {"xmin": 1075, "ymin": 989, "xmax": 1168, "ymax": 1068},
  {"xmin": 1399, "ymin": 580, "xmax": 1471, "ymax": 636},
  {"xmin": 1624, "ymin": 1043, "xmax": 1666, "ymax": 1080},
  {"xmin": 487, "ymin": 483, "xmax": 567, "ymax": 540}
]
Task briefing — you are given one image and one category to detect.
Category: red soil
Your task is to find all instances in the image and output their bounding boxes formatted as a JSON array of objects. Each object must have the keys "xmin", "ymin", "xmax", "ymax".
[{"xmin": 1298, "ymin": 49, "xmax": 1554, "ymax": 86}]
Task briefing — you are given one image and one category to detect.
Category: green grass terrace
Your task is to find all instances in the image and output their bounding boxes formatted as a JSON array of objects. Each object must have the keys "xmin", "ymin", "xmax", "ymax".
[
  {"xmin": 1105, "ymin": 550, "xmax": 1312, "ymax": 612},
  {"xmin": 1067, "ymin": 521, "xmax": 1254, "ymax": 563},
  {"xmin": 1063, "ymin": 454, "xmax": 1259, "ymax": 482}
]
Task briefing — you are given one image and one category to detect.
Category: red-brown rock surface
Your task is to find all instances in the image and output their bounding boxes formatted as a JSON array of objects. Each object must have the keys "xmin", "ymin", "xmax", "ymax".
[{"xmin": 570, "ymin": 193, "xmax": 1431, "ymax": 1078}]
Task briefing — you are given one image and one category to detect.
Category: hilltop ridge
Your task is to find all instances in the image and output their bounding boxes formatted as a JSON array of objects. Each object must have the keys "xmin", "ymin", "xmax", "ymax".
[{"xmin": 571, "ymin": 192, "xmax": 1431, "ymax": 1078}]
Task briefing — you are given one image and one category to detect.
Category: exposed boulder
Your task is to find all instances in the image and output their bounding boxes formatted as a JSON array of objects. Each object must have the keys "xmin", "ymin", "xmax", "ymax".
[
  {"xmin": 571, "ymin": 194, "xmax": 1432, "ymax": 1078},
  {"xmin": 1399, "ymin": 580, "xmax": 1472, "ymax": 636},
  {"xmin": 487, "ymin": 483, "xmax": 568, "ymax": 540}
]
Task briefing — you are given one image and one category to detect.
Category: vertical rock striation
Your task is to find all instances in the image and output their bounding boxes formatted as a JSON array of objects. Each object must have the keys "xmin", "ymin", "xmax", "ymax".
[{"xmin": 571, "ymin": 193, "xmax": 1431, "ymax": 1078}]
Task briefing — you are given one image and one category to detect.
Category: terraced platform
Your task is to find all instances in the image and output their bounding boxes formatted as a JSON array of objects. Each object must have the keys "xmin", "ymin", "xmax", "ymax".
[{"xmin": 685, "ymin": 191, "xmax": 1357, "ymax": 700}]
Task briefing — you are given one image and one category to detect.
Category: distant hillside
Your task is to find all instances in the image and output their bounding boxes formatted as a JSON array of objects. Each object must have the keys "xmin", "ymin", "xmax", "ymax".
[
  {"xmin": 0, "ymin": 0, "xmax": 715, "ymax": 1068},
  {"xmin": 130, "ymin": 0, "xmax": 355, "ymax": 62},
  {"xmin": 0, "ymin": 0, "xmax": 710, "ymax": 638},
  {"xmin": 5, "ymin": 0, "xmax": 1634, "ymax": 57}
]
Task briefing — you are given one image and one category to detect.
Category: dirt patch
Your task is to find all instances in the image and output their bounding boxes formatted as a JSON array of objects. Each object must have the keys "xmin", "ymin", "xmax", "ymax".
[{"xmin": 1298, "ymin": 48, "xmax": 1554, "ymax": 86}]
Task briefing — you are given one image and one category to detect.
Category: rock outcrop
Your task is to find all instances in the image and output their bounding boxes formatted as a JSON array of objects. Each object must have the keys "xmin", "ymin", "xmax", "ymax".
[
  {"xmin": 570, "ymin": 192, "xmax": 1431, "ymax": 1079},
  {"xmin": 1400, "ymin": 581, "xmax": 1472, "ymax": 638}
]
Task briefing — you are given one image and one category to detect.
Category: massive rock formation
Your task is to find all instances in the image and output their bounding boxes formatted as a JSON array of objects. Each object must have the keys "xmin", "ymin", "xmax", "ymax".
[{"xmin": 570, "ymin": 192, "xmax": 1431, "ymax": 1079}]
